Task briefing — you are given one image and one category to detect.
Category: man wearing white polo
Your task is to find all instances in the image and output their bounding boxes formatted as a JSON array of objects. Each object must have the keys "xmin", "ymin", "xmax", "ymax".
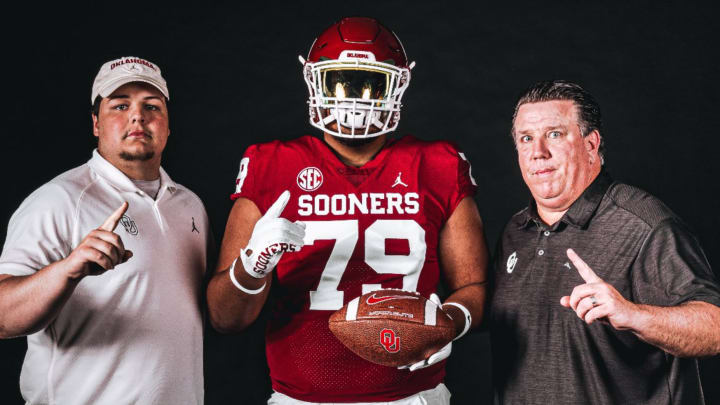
[{"xmin": 0, "ymin": 57, "xmax": 209, "ymax": 405}]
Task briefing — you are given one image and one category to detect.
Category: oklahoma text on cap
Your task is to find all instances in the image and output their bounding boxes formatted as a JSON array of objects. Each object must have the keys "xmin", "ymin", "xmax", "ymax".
[{"xmin": 91, "ymin": 56, "xmax": 169, "ymax": 103}]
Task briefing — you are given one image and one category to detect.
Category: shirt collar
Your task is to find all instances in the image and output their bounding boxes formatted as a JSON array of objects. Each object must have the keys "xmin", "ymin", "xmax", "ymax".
[
  {"xmin": 515, "ymin": 169, "xmax": 614, "ymax": 230},
  {"xmin": 562, "ymin": 169, "xmax": 613, "ymax": 228},
  {"xmin": 87, "ymin": 149, "xmax": 177, "ymax": 195}
]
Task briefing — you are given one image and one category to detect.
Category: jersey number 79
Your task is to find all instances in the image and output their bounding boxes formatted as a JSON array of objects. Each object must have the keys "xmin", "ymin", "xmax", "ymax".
[{"xmin": 305, "ymin": 219, "xmax": 426, "ymax": 310}]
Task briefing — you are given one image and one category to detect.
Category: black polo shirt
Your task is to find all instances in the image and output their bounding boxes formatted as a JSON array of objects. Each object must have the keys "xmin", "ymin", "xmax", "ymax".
[{"xmin": 490, "ymin": 170, "xmax": 720, "ymax": 405}]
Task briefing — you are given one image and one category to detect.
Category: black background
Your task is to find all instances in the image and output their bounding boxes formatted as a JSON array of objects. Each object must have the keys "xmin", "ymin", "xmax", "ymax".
[{"xmin": 2, "ymin": 2, "xmax": 719, "ymax": 404}]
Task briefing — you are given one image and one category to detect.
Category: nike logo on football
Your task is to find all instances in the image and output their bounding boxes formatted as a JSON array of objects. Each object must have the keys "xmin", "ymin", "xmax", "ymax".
[{"xmin": 366, "ymin": 293, "xmax": 419, "ymax": 305}]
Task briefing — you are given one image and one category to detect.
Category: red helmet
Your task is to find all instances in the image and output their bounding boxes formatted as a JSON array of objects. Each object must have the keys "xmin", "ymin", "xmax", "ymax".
[{"xmin": 300, "ymin": 17, "xmax": 414, "ymax": 138}]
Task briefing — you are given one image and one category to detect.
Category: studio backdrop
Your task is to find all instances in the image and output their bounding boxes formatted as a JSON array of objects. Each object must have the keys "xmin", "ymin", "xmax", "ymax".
[{"xmin": 2, "ymin": 2, "xmax": 718, "ymax": 404}]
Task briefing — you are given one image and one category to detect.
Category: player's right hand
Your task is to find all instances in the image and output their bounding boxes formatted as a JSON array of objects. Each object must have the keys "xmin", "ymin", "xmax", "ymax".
[
  {"xmin": 63, "ymin": 202, "xmax": 133, "ymax": 280},
  {"xmin": 240, "ymin": 190, "xmax": 305, "ymax": 279},
  {"xmin": 398, "ymin": 294, "xmax": 453, "ymax": 371}
]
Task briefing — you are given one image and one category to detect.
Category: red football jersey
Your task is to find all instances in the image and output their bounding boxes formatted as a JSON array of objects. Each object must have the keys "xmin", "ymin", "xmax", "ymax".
[{"xmin": 231, "ymin": 135, "xmax": 476, "ymax": 402}]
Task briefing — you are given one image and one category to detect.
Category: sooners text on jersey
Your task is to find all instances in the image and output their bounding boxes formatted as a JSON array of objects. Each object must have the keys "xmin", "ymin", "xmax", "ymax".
[{"xmin": 232, "ymin": 135, "xmax": 476, "ymax": 402}]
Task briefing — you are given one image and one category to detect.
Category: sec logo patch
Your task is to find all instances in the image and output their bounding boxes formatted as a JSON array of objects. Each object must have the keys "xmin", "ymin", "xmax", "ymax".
[{"xmin": 297, "ymin": 167, "xmax": 323, "ymax": 191}]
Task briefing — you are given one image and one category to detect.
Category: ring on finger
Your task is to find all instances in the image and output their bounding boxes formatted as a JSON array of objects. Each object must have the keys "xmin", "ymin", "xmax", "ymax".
[{"xmin": 590, "ymin": 295, "xmax": 598, "ymax": 307}]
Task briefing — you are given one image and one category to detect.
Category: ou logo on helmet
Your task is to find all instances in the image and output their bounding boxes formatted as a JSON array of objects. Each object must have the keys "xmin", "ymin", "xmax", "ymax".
[
  {"xmin": 297, "ymin": 167, "xmax": 323, "ymax": 192},
  {"xmin": 379, "ymin": 328, "xmax": 400, "ymax": 353}
]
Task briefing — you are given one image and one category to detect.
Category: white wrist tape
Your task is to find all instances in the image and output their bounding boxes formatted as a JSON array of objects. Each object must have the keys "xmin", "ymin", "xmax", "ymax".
[
  {"xmin": 229, "ymin": 258, "xmax": 266, "ymax": 295},
  {"xmin": 442, "ymin": 302, "xmax": 472, "ymax": 340}
]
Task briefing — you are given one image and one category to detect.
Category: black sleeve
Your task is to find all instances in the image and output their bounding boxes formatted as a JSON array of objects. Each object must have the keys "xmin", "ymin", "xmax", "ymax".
[{"xmin": 632, "ymin": 217, "xmax": 720, "ymax": 308}]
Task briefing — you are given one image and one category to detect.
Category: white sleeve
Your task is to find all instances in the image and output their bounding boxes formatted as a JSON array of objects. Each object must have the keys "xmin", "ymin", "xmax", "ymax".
[{"xmin": 0, "ymin": 182, "xmax": 76, "ymax": 276}]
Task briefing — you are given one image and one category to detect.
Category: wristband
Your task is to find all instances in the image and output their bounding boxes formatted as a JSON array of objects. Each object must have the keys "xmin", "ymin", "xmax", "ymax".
[
  {"xmin": 442, "ymin": 302, "xmax": 472, "ymax": 340},
  {"xmin": 229, "ymin": 258, "xmax": 266, "ymax": 295}
]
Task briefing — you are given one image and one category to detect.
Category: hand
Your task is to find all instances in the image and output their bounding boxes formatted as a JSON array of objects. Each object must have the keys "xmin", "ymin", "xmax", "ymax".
[
  {"xmin": 560, "ymin": 248, "xmax": 636, "ymax": 329},
  {"xmin": 240, "ymin": 190, "xmax": 305, "ymax": 278},
  {"xmin": 398, "ymin": 293, "xmax": 453, "ymax": 372},
  {"xmin": 63, "ymin": 202, "xmax": 133, "ymax": 279}
]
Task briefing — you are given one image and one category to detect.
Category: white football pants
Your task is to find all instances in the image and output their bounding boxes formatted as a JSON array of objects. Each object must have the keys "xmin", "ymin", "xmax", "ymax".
[{"xmin": 267, "ymin": 383, "xmax": 451, "ymax": 405}]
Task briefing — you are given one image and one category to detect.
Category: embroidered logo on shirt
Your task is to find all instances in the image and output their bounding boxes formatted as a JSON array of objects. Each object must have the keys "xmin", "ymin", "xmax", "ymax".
[
  {"xmin": 120, "ymin": 215, "xmax": 138, "ymax": 236},
  {"xmin": 507, "ymin": 251, "xmax": 518, "ymax": 273},
  {"xmin": 563, "ymin": 262, "xmax": 572, "ymax": 270},
  {"xmin": 297, "ymin": 167, "xmax": 323, "ymax": 192},
  {"xmin": 391, "ymin": 172, "xmax": 408, "ymax": 188},
  {"xmin": 192, "ymin": 217, "xmax": 199, "ymax": 234}
]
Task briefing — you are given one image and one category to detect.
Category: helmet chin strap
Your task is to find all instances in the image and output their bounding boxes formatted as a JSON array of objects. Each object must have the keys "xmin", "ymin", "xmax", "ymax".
[{"xmin": 321, "ymin": 114, "xmax": 335, "ymax": 125}]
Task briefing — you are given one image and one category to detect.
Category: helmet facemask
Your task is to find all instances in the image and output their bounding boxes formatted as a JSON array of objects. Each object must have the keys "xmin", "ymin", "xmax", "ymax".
[{"xmin": 302, "ymin": 53, "xmax": 411, "ymax": 139}]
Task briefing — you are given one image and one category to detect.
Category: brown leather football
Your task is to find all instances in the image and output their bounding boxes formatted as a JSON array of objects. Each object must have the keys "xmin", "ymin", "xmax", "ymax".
[{"xmin": 328, "ymin": 289, "xmax": 455, "ymax": 367}]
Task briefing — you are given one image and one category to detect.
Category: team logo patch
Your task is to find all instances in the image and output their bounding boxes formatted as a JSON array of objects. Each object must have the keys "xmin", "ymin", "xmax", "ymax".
[
  {"xmin": 366, "ymin": 293, "xmax": 419, "ymax": 305},
  {"xmin": 379, "ymin": 328, "xmax": 400, "ymax": 353},
  {"xmin": 120, "ymin": 215, "xmax": 138, "ymax": 236},
  {"xmin": 297, "ymin": 167, "xmax": 323, "ymax": 192},
  {"xmin": 507, "ymin": 251, "xmax": 517, "ymax": 273}
]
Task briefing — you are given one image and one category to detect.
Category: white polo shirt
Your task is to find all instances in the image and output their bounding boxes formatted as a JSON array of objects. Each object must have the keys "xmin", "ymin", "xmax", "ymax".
[{"xmin": 0, "ymin": 150, "xmax": 209, "ymax": 405}]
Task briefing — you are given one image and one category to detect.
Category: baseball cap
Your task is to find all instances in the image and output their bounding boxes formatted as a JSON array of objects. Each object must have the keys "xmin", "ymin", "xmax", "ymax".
[{"xmin": 91, "ymin": 56, "xmax": 169, "ymax": 103}]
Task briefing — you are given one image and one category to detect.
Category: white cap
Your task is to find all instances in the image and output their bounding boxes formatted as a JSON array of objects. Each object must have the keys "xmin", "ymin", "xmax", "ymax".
[{"xmin": 91, "ymin": 56, "xmax": 169, "ymax": 103}]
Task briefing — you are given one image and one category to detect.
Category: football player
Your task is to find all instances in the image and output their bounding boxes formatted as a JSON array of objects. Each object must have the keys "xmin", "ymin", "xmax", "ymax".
[{"xmin": 207, "ymin": 17, "xmax": 488, "ymax": 404}]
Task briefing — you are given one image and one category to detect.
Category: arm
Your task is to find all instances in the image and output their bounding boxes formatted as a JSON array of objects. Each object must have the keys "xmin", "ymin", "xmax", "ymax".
[
  {"xmin": 401, "ymin": 197, "xmax": 489, "ymax": 371},
  {"xmin": 626, "ymin": 301, "xmax": 720, "ymax": 357},
  {"xmin": 438, "ymin": 197, "xmax": 489, "ymax": 336},
  {"xmin": 0, "ymin": 203, "xmax": 131, "ymax": 339},
  {"xmin": 0, "ymin": 267, "xmax": 81, "ymax": 338},
  {"xmin": 207, "ymin": 191, "xmax": 305, "ymax": 333},
  {"xmin": 206, "ymin": 197, "xmax": 269, "ymax": 333},
  {"xmin": 561, "ymin": 248, "xmax": 720, "ymax": 357}
]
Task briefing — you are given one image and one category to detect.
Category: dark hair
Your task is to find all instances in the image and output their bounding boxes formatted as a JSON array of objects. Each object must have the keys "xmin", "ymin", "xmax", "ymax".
[
  {"xmin": 512, "ymin": 80, "xmax": 605, "ymax": 161},
  {"xmin": 91, "ymin": 95, "xmax": 102, "ymax": 117}
]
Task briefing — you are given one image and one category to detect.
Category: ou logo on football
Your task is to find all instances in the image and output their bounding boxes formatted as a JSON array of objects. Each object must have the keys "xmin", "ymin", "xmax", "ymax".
[
  {"xmin": 379, "ymin": 328, "xmax": 400, "ymax": 353},
  {"xmin": 297, "ymin": 167, "xmax": 323, "ymax": 191}
]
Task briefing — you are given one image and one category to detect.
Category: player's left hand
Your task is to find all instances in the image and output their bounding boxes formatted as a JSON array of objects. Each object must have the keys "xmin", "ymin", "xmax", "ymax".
[
  {"xmin": 560, "ymin": 248, "xmax": 638, "ymax": 329},
  {"xmin": 398, "ymin": 293, "xmax": 452, "ymax": 371}
]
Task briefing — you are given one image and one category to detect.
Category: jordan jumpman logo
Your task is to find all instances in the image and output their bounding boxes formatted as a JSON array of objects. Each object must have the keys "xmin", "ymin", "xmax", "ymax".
[{"xmin": 392, "ymin": 172, "xmax": 408, "ymax": 188}]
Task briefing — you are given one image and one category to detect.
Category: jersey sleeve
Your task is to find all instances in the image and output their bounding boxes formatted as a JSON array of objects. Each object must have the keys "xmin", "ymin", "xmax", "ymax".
[
  {"xmin": 428, "ymin": 141, "xmax": 478, "ymax": 219},
  {"xmin": 632, "ymin": 217, "xmax": 720, "ymax": 308},
  {"xmin": 0, "ymin": 183, "xmax": 76, "ymax": 276},
  {"xmin": 230, "ymin": 144, "xmax": 260, "ymax": 202},
  {"xmin": 451, "ymin": 147, "xmax": 478, "ymax": 212},
  {"xmin": 229, "ymin": 143, "xmax": 285, "ymax": 214}
]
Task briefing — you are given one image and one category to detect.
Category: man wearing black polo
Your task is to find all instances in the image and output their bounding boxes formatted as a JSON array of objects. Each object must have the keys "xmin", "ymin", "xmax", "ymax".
[{"xmin": 490, "ymin": 80, "xmax": 720, "ymax": 404}]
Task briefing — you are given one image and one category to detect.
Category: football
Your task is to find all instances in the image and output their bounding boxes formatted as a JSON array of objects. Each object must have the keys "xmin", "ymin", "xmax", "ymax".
[{"xmin": 328, "ymin": 289, "xmax": 455, "ymax": 367}]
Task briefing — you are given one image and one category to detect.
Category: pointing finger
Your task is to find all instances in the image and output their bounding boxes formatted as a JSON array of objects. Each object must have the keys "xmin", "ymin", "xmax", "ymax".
[
  {"xmin": 567, "ymin": 248, "xmax": 602, "ymax": 283},
  {"xmin": 264, "ymin": 190, "xmax": 290, "ymax": 219},
  {"xmin": 100, "ymin": 202, "xmax": 129, "ymax": 232}
]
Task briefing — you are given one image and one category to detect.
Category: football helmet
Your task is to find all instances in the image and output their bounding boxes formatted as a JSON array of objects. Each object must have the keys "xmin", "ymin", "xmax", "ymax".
[{"xmin": 299, "ymin": 17, "xmax": 415, "ymax": 138}]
